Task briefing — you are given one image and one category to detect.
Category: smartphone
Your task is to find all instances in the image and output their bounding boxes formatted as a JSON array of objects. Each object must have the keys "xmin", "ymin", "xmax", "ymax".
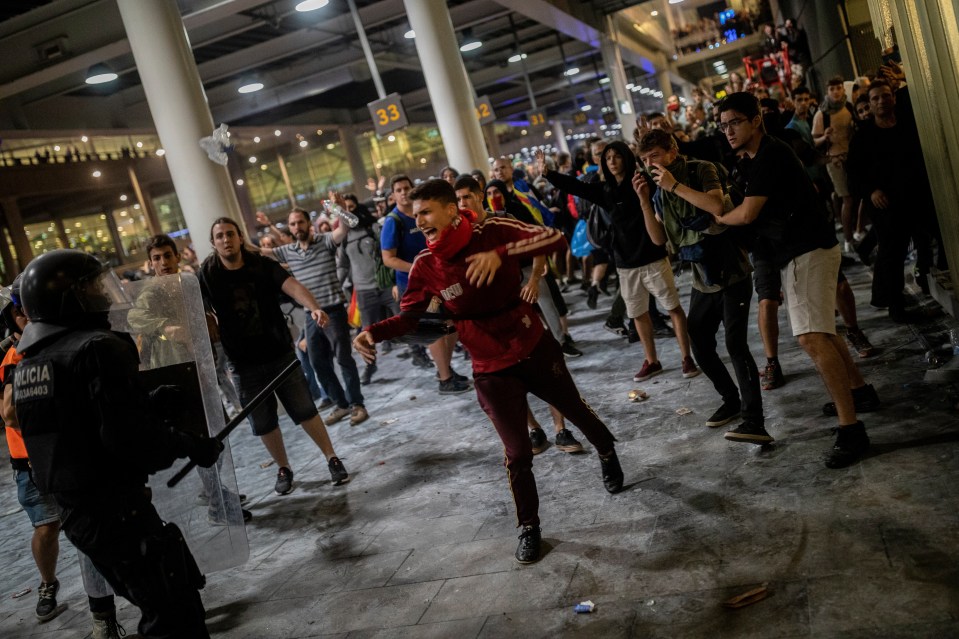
[{"xmin": 881, "ymin": 46, "xmax": 901, "ymax": 66}]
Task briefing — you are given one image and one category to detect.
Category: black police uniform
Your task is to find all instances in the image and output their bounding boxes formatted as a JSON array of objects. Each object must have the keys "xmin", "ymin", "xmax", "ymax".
[{"xmin": 13, "ymin": 250, "xmax": 218, "ymax": 639}]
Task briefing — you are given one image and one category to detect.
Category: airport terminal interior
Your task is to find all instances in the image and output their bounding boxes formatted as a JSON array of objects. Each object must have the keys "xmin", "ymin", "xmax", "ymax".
[{"xmin": 2, "ymin": 0, "xmax": 959, "ymax": 637}]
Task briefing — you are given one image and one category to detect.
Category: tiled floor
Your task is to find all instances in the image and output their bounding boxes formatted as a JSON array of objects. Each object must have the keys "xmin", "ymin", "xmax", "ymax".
[{"xmin": 2, "ymin": 260, "xmax": 958, "ymax": 638}]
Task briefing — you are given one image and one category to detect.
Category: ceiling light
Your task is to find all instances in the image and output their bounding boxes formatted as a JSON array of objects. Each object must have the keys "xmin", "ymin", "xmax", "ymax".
[
  {"xmin": 253, "ymin": 136, "xmax": 261, "ymax": 143},
  {"xmin": 261, "ymin": 164, "xmax": 268, "ymax": 170},
  {"xmin": 119, "ymin": 210, "xmax": 127, "ymax": 217},
  {"xmin": 120, "ymin": 194, "xmax": 127, "ymax": 201},
  {"xmin": 249, "ymin": 156, "xmax": 257, "ymax": 163},
  {"xmin": 599, "ymin": 77, "xmax": 610, "ymax": 84},
  {"xmin": 712, "ymin": 60, "xmax": 725, "ymax": 67},
  {"xmin": 326, "ymin": 143, "xmax": 335, "ymax": 150},
  {"xmin": 53, "ymin": 145, "xmax": 60, "ymax": 151},
  {"xmin": 508, "ymin": 53, "xmax": 527, "ymax": 63},
  {"xmin": 295, "ymin": 0, "xmax": 329, "ymax": 11},
  {"xmin": 81, "ymin": 135, "xmax": 88, "ymax": 142},
  {"xmin": 316, "ymin": 129, "xmax": 323, "ymax": 135},
  {"xmin": 460, "ymin": 29, "xmax": 481, "ymax": 52},
  {"xmin": 651, "ymin": 10, "xmax": 659, "ymax": 16},
  {"xmin": 564, "ymin": 67, "xmax": 580, "ymax": 76},
  {"xmin": 299, "ymin": 140, "xmax": 308, "ymax": 148},
  {"xmin": 236, "ymin": 179, "xmax": 245, "ymax": 186},
  {"xmin": 668, "ymin": 0, "xmax": 684, "ymax": 4},
  {"xmin": 625, "ymin": 83, "xmax": 634, "ymax": 90},
  {"xmin": 92, "ymin": 170, "xmax": 102, "ymax": 177},
  {"xmin": 640, "ymin": 87, "xmax": 651, "ymax": 94},
  {"xmin": 135, "ymin": 141, "xmax": 143, "ymax": 148},
  {"xmin": 238, "ymin": 81, "xmax": 264, "ymax": 94},
  {"xmin": 580, "ymin": 105, "xmax": 592, "ymax": 111},
  {"xmin": 404, "ymin": 29, "xmax": 415, "ymax": 39},
  {"xmin": 387, "ymin": 135, "xmax": 396, "ymax": 142},
  {"xmin": 274, "ymin": 129, "xmax": 281, "ymax": 137},
  {"xmin": 85, "ymin": 64, "xmax": 118, "ymax": 85},
  {"xmin": 156, "ymin": 148, "xmax": 165, "ymax": 156}
]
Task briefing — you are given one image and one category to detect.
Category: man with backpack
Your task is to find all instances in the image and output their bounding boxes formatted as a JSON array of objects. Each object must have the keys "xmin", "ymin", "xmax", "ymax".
[
  {"xmin": 634, "ymin": 129, "xmax": 768, "ymax": 443},
  {"xmin": 381, "ymin": 174, "xmax": 469, "ymax": 394}
]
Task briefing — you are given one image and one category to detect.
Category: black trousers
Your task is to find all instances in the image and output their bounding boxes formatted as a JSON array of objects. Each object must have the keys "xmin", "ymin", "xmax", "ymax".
[
  {"xmin": 687, "ymin": 277, "xmax": 763, "ymax": 423},
  {"xmin": 869, "ymin": 207, "xmax": 912, "ymax": 312},
  {"xmin": 60, "ymin": 492, "xmax": 209, "ymax": 639}
]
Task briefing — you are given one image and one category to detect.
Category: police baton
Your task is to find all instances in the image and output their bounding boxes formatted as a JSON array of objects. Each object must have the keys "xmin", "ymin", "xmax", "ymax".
[{"xmin": 167, "ymin": 359, "xmax": 302, "ymax": 488}]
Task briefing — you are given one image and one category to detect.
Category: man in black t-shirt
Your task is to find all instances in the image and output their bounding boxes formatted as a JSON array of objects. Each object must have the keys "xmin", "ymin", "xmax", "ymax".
[
  {"xmin": 199, "ymin": 217, "xmax": 349, "ymax": 495},
  {"xmin": 712, "ymin": 93, "xmax": 879, "ymax": 469}
]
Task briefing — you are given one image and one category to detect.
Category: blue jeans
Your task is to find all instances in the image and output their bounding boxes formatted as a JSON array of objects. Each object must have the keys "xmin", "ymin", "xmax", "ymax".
[
  {"xmin": 295, "ymin": 327, "xmax": 328, "ymax": 403},
  {"xmin": 305, "ymin": 305, "xmax": 364, "ymax": 409}
]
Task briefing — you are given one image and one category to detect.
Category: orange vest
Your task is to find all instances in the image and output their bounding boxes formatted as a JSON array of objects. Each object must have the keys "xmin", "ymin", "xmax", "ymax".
[{"xmin": 1, "ymin": 346, "xmax": 28, "ymax": 459}]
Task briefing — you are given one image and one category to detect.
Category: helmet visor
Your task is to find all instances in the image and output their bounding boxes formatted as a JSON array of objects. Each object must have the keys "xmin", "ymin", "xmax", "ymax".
[{"xmin": 75, "ymin": 269, "xmax": 132, "ymax": 313}]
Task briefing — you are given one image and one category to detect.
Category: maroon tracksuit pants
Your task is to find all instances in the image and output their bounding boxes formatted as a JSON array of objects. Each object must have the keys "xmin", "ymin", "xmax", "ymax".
[{"xmin": 473, "ymin": 333, "xmax": 617, "ymax": 527}]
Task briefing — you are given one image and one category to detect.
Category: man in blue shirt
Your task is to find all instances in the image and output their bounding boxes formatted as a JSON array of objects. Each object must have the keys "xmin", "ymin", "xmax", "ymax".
[{"xmin": 380, "ymin": 174, "xmax": 469, "ymax": 394}]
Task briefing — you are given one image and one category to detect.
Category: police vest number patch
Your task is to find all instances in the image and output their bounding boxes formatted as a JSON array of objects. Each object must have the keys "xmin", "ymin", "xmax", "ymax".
[{"xmin": 14, "ymin": 361, "xmax": 54, "ymax": 402}]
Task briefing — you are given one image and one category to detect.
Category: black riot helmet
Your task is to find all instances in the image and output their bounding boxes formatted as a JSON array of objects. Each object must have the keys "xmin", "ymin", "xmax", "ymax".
[
  {"xmin": 19, "ymin": 250, "xmax": 128, "ymax": 324},
  {"xmin": 1, "ymin": 274, "xmax": 24, "ymax": 334}
]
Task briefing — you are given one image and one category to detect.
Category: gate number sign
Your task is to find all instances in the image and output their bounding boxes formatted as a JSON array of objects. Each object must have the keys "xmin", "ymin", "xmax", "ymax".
[
  {"xmin": 369, "ymin": 93, "xmax": 409, "ymax": 136},
  {"xmin": 475, "ymin": 96, "xmax": 496, "ymax": 125}
]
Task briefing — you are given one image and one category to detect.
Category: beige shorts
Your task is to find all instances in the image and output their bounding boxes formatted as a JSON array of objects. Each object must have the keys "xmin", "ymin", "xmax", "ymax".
[
  {"xmin": 826, "ymin": 159, "xmax": 850, "ymax": 198},
  {"xmin": 782, "ymin": 245, "xmax": 841, "ymax": 336},
  {"xmin": 617, "ymin": 258, "xmax": 681, "ymax": 318}
]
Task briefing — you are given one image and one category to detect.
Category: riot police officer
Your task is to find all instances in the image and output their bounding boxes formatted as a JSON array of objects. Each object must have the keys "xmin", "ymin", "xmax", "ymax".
[{"xmin": 13, "ymin": 250, "xmax": 222, "ymax": 639}]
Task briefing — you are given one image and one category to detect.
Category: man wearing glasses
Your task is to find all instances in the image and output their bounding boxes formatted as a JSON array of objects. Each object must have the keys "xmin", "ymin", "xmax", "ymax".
[{"xmin": 711, "ymin": 92, "xmax": 879, "ymax": 469}]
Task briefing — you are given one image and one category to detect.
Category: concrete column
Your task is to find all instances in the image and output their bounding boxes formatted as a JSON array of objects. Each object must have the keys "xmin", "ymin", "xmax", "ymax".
[
  {"xmin": 552, "ymin": 121, "xmax": 570, "ymax": 154},
  {"xmin": 483, "ymin": 123, "xmax": 500, "ymax": 161},
  {"xmin": 339, "ymin": 126, "xmax": 369, "ymax": 194},
  {"xmin": 116, "ymin": 0, "xmax": 243, "ymax": 261},
  {"xmin": 1, "ymin": 198, "xmax": 33, "ymax": 268},
  {"xmin": 601, "ymin": 17, "xmax": 637, "ymax": 143},
  {"xmin": 275, "ymin": 153, "xmax": 297, "ymax": 207},
  {"xmin": 126, "ymin": 162, "xmax": 160, "ymax": 236},
  {"xmin": 403, "ymin": 0, "xmax": 489, "ymax": 172},
  {"xmin": 658, "ymin": 69, "xmax": 673, "ymax": 99},
  {"xmin": 104, "ymin": 210, "xmax": 125, "ymax": 261},
  {"xmin": 0, "ymin": 231, "xmax": 16, "ymax": 280}
]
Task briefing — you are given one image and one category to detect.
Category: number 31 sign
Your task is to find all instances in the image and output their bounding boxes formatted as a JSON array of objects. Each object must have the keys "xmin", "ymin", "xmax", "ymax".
[{"xmin": 369, "ymin": 93, "xmax": 409, "ymax": 136}]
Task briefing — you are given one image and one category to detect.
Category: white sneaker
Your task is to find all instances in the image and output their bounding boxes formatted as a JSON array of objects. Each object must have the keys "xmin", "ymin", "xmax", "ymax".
[{"xmin": 843, "ymin": 241, "xmax": 854, "ymax": 253}]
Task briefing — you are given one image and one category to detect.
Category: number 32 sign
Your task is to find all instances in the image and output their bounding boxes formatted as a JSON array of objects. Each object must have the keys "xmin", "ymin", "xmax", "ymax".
[{"xmin": 369, "ymin": 93, "xmax": 409, "ymax": 136}]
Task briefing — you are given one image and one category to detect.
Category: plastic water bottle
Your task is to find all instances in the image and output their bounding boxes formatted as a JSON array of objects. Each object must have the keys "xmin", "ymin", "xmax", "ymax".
[{"xmin": 323, "ymin": 201, "xmax": 359, "ymax": 228}]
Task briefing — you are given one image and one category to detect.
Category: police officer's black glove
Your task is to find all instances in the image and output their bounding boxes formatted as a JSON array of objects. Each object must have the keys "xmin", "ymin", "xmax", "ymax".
[{"xmin": 177, "ymin": 431, "xmax": 223, "ymax": 468}]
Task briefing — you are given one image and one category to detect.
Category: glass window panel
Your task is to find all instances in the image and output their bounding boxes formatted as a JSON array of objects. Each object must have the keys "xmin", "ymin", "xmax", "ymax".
[
  {"xmin": 24, "ymin": 221, "xmax": 66, "ymax": 256},
  {"xmin": 112, "ymin": 206, "xmax": 152, "ymax": 259},
  {"xmin": 152, "ymin": 193, "xmax": 192, "ymax": 244},
  {"xmin": 61, "ymin": 213, "xmax": 118, "ymax": 264}
]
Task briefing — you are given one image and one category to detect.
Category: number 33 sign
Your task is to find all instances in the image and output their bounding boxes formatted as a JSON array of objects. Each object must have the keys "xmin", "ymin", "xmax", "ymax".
[{"xmin": 369, "ymin": 93, "xmax": 409, "ymax": 136}]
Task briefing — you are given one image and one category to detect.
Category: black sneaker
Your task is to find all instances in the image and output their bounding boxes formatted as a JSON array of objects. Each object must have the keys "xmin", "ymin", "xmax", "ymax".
[
  {"xmin": 561, "ymin": 335, "xmax": 583, "ymax": 358},
  {"xmin": 275, "ymin": 466, "xmax": 294, "ymax": 495},
  {"xmin": 824, "ymin": 422, "xmax": 870, "ymax": 468},
  {"xmin": 724, "ymin": 421, "xmax": 774, "ymax": 444},
  {"xmin": 705, "ymin": 401, "xmax": 741, "ymax": 428},
  {"xmin": 603, "ymin": 319, "xmax": 628, "ymax": 338},
  {"xmin": 822, "ymin": 384, "xmax": 881, "ymax": 416},
  {"xmin": 438, "ymin": 368, "xmax": 469, "ymax": 383},
  {"xmin": 599, "ymin": 449, "xmax": 624, "ymax": 493},
  {"xmin": 586, "ymin": 285, "xmax": 599, "ymax": 309},
  {"xmin": 554, "ymin": 429, "xmax": 583, "ymax": 453},
  {"xmin": 35, "ymin": 579, "xmax": 60, "ymax": 621},
  {"xmin": 515, "ymin": 525, "xmax": 542, "ymax": 564},
  {"xmin": 438, "ymin": 377, "xmax": 471, "ymax": 394},
  {"xmin": 411, "ymin": 346, "xmax": 433, "ymax": 368},
  {"xmin": 529, "ymin": 428, "xmax": 548, "ymax": 454},
  {"xmin": 360, "ymin": 363, "xmax": 376, "ymax": 385},
  {"xmin": 328, "ymin": 457, "xmax": 350, "ymax": 485}
]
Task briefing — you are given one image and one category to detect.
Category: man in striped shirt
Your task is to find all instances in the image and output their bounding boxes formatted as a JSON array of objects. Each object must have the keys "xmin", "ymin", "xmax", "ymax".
[{"xmin": 262, "ymin": 205, "xmax": 368, "ymax": 426}]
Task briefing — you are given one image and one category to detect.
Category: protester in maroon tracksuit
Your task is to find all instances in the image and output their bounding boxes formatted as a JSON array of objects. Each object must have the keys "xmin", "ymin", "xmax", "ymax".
[{"xmin": 353, "ymin": 179, "xmax": 623, "ymax": 564}]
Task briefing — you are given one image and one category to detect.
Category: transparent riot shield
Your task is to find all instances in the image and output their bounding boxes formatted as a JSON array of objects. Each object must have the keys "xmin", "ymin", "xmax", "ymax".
[{"xmin": 109, "ymin": 272, "xmax": 249, "ymax": 573}]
